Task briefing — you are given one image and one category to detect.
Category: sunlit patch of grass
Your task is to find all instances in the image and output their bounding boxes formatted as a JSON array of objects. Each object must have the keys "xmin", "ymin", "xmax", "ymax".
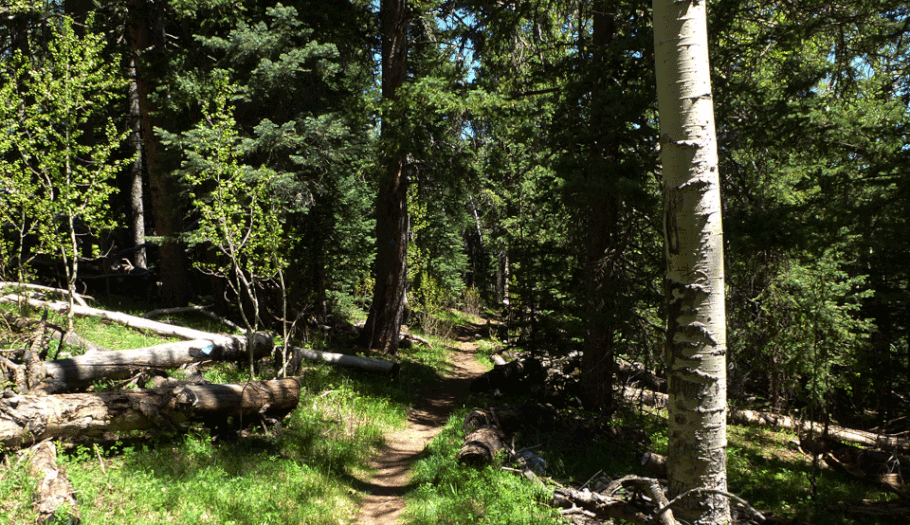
[
  {"xmin": 404, "ymin": 412, "xmax": 564, "ymax": 525},
  {"xmin": 0, "ymin": 450, "xmax": 39, "ymax": 525},
  {"xmin": 59, "ymin": 429, "xmax": 361, "ymax": 525},
  {"xmin": 725, "ymin": 424, "xmax": 903, "ymax": 524},
  {"xmin": 48, "ymin": 367, "xmax": 409, "ymax": 525}
]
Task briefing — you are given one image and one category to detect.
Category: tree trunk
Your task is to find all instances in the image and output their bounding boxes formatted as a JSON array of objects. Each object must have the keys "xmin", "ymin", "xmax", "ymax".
[
  {"xmin": 33, "ymin": 337, "xmax": 273, "ymax": 394},
  {"xmin": 653, "ymin": 0, "xmax": 730, "ymax": 522},
  {"xmin": 458, "ymin": 426, "xmax": 506, "ymax": 465},
  {"xmin": 127, "ymin": 0, "xmax": 189, "ymax": 306},
  {"xmin": 290, "ymin": 345, "xmax": 400, "ymax": 375},
  {"xmin": 359, "ymin": 0, "xmax": 409, "ymax": 355},
  {"xmin": 26, "ymin": 440, "xmax": 79, "ymax": 524},
  {"xmin": 0, "ymin": 378, "xmax": 301, "ymax": 449},
  {"xmin": 126, "ymin": 54, "xmax": 147, "ymax": 270},
  {"xmin": 581, "ymin": 1, "xmax": 623, "ymax": 415},
  {"xmin": 582, "ymin": 192, "xmax": 617, "ymax": 414}
]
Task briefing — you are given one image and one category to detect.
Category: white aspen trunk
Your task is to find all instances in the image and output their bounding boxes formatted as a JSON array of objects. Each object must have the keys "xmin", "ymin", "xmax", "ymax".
[{"xmin": 652, "ymin": 1, "xmax": 730, "ymax": 524}]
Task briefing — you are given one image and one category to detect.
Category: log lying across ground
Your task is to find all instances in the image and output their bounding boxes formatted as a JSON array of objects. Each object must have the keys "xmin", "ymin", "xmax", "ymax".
[
  {"xmin": 0, "ymin": 377, "xmax": 301, "ymax": 449},
  {"xmin": 291, "ymin": 345, "xmax": 400, "ymax": 375},
  {"xmin": 0, "ymin": 295, "xmax": 251, "ymax": 346},
  {"xmin": 34, "ymin": 336, "xmax": 273, "ymax": 394},
  {"xmin": 25, "ymin": 440, "xmax": 79, "ymax": 524},
  {"xmin": 621, "ymin": 386, "xmax": 910, "ymax": 453},
  {"xmin": 799, "ymin": 434, "xmax": 909, "ymax": 495},
  {"xmin": 2, "ymin": 295, "xmax": 398, "ymax": 376},
  {"xmin": 729, "ymin": 407, "xmax": 910, "ymax": 453},
  {"xmin": 457, "ymin": 409, "xmax": 506, "ymax": 465},
  {"xmin": 456, "ymin": 407, "xmax": 549, "ymax": 476}
]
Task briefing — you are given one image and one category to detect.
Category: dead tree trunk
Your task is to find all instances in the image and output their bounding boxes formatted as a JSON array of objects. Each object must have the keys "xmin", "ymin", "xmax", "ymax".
[
  {"xmin": 1, "ymin": 297, "xmax": 247, "ymax": 343},
  {"xmin": 621, "ymin": 386, "xmax": 910, "ymax": 453},
  {"xmin": 0, "ymin": 378, "xmax": 300, "ymax": 449},
  {"xmin": 25, "ymin": 440, "xmax": 79, "ymax": 524},
  {"xmin": 290, "ymin": 345, "xmax": 400, "ymax": 375},
  {"xmin": 457, "ymin": 408, "xmax": 508, "ymax": 465},
  {"xmin": 32, "ymin": 336, "xmax": 273, "ymax": 394}
]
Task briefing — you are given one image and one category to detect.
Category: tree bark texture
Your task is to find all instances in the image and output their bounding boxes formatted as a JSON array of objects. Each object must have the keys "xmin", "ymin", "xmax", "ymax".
[
  {"xmin": 25, "ymin": 440, "xmax": 79, "ymax": 524},
  {"xmin": 580, "ymin": 0, "xmax": 619, "ymax": 418},
  {"xmin": 126, "ymin": 53, "xmax": 147, "ymax": 270},
  {"xmin": 653, "ymin": 0, "xmax": 730, "ymax": 522},
  {"xmin": 127, "ymin": 0, "xmax": 189, "ymax": 306},
  {"xmin": 32, "ymin": 337, "xmax": 273, "ymax": 394},
  {"xmin": 360, "ymin": 0, "xmax": 409, "ymax": 355},
  {"xmin": 0, "ymin": 378, "xmax": 301, "ymax": 449},
  {"xmin": 457, "ymin": 426, "xmax": 506, "ymax": 465}
]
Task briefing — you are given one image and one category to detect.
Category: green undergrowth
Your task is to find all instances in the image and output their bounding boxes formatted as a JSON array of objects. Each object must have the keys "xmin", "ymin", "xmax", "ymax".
[
  {"xmin": 625, "ymin": 408, "xmax": 903, "ymax": 525},
  {"xmin": 404, "ymin": 411, "xmax": 565, "ymax": 525},
  {"xmin": 0, "ymin": 301, "xmax": 457, "ymax": 525},
  {"xmin": 2, "ymin": 360, "xmax": 410, "ymax": 525},
  {"xmin": 2, "ymin": 301, "xmax": 903, "ymax": 524}
]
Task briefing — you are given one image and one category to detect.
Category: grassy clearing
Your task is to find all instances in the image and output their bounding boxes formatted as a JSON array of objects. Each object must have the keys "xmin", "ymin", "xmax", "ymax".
[
  {"xmin": 1, "ymin": 358, "xmax": 409, "ymax": 525},
  {"xmin": 0, "ymin": 300, "xmax": 453, "ymax": 525},
  {"xmin": 614, "ymin": 408, "xmax": 904, "ymax": 524}
]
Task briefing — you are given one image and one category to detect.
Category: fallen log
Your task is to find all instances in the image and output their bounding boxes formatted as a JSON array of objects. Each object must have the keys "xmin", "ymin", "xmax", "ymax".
[
  {"xmin": 553, "ymin": 476, "xmax": 677, "ymax": 525},
  {"xmin": 0, "ymin": 377, "xmax": 300, "ymax": 449},
  {"xmin": 2, "ymin": 297, "xmax": 397, "ymax": 377},
  {"xmin": 458, "ymin": 408, "xmax": 509, "ymax": 466},
  {"xmin": 290, "ymin": 345, "xmax": 399, "ymax": 375},
  {"xmin": 0, "ymin": 296, "xmax": 244, "ymax": 344},
  {"xmin": 641, "ymin": 451, "xmax": 668, "ymax": 478},
  {"xmin": 24, "ymin": 440, "xmax": 80, "ymax": 524},
  {"xmin": 458, "ymin": 426, "xmax": 506, "ymax": 465},
  {"xmin": 469, "ymin": 356, "xmax": 545, "ymax": 395},
  {"xmin": 799, "ymin": 434, "xmax": 908, "ymax": 495},
  {"xmin": 456, "ymin": 407, "xmax": 551, "ymax": 473},
  {"xmin": 729, "ymin": 408, "xmax": 910, "ymax": 453},
  {"xmin": 32, "ymin": 336, "xmax": 273, "ymax": 394},
  {"xmin": 615, "ymin": 357, "xmax": 666, "ymax": 393},
  {"xmin": 0, "ymin": 282, "xmax": 90, "ymax": 308},
  {"xmin": 621, "ymin": 386, "xmax": 910, "ymax": 453},
  {"xmin": 143, "ymin": 305, "xmax": 241, "ymax": 331}
]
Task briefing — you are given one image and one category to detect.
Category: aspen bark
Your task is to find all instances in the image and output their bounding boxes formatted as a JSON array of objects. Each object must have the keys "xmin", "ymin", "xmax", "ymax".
[{"xmin": 652, "ymin": 0, "xmax": 730, "ymax": 523}]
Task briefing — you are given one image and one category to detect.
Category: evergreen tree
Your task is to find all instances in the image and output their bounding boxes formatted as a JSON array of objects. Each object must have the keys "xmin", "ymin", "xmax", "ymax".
[
  {"xmin": 155, "ymin": 0, "xmax": 376, "ymax": 325},
  {"xmin": 712, "ymin": 0, "xmax": 910, "ymax": 421}
]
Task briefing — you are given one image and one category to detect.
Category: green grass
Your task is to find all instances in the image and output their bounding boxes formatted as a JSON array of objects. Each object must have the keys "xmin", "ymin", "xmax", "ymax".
[
  {"xmin": 404, "ymin": 412, "xmax": 564, "ymax": 525},
  {"xmin": 0, "ymin": 300, "xmax": 454, "ymax": 525},
  {"xmin": 609, "ymin": 408, "xmax": 905, "ymax": 525},
  {"xmin": 1, "ymin": 357, "xmax": 411, "ymax": 524},
  {"xmin": 725, "ymin": 425, "xmax": 903, "ymax": 524}
]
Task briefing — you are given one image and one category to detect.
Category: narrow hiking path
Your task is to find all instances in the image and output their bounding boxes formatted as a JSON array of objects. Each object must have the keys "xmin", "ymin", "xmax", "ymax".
[{"xmin": 351, "ymin": 324, "xmax": 489, "ymax": 525}]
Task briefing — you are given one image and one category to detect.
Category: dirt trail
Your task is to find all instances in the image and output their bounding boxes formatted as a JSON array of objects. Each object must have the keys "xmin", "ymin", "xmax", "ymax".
[{"xmin": 351, "ymin": 326, "xmax": 488, "ymax": 525}]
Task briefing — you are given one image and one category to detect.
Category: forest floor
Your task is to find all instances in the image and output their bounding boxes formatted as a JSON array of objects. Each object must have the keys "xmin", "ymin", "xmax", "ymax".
[{"xmin": 351, "ymin": 324, "xmax": 488, "ymax": 525}]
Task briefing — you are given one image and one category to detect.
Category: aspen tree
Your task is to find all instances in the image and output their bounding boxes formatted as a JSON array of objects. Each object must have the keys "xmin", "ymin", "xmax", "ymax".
[{"xmin": 652, "ymin": 0, "xmax": 730, "ymax": 523}]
